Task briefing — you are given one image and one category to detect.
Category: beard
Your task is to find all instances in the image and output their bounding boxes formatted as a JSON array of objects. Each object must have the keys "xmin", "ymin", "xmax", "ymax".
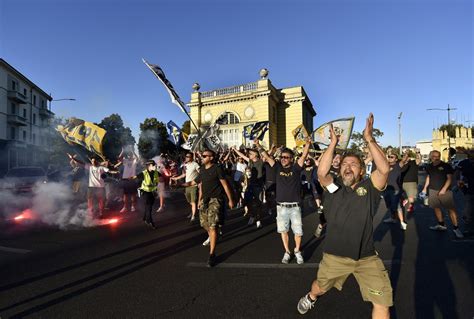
[{"xmin": 342, "ymin": 172, "xmax": 357, "ymax": 187}]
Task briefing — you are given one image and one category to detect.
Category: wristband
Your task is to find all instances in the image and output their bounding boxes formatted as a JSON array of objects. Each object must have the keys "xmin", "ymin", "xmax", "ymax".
[{"xmin": 326, "ymin": 183, "xmax": 339, "ymax": 193}]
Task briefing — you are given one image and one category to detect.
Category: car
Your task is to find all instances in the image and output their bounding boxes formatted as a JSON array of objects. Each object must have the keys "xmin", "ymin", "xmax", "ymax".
[{"xmin": 0, "ymin": 166, "xmax": 48, "ymax": 193}]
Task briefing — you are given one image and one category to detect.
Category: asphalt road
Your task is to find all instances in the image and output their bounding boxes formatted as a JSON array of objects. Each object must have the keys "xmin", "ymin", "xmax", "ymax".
[{"xmin": 1, "ymin": 179, "xmax": 473, "ymax": 319}]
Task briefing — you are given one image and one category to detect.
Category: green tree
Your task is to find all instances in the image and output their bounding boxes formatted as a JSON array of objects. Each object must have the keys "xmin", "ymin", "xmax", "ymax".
[
  {"xmin": 438, "ymin": 124, "xmax": 473, "ymax": 138},
  {"xmin": 348, "ymin": 128, "xmax": 384, "ymax": 153},
  {"xmin": 138, "ymin": 118, "xmax": 175, "ymax": 159},
  {"xmin": 97, "ymin": 114, "xmax": 135, "ymax": 160}
]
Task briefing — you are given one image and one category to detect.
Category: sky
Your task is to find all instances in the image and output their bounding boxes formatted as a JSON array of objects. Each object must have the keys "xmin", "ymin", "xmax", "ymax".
[{"xmin": 0, "ymin": 0, "xmax": 472, "ymax": 147}]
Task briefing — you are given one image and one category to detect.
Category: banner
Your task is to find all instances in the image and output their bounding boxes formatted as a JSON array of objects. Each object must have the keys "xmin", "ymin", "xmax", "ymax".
[
  {"xmin": 312, "ymin": 117, "xmax": 355, "ymax": 149},
  {"xmin": 181, "ymin": 133, "xmax": 199, "ymax": 150},
  {"xmin": 142, "ymin": 59, "xmax": 188, "ymax": 114},
  {"xmin": 181, "ymin": 131, "xmax": 189, "ymax": 142},
  {"xmin": 292, "ymin": 124, "xmax": 309, "ymax": 147},
  {"xmin": 249, "ymin": 121, "xmax": 269, "ymax": 141},
  {"xmin": 206, "ymin": 134, "xmax": 221, "ymax": 150},
  {"xmin": 56, "ymin": 118, "xmax": 107, "ymax": 158},
  {"xmin": 242, "ymin": 124, "xmax": 253, "ymax": 138},
  {"xmin": 167, "ymin": 120, "xmax": 181, "ymax": 145}
]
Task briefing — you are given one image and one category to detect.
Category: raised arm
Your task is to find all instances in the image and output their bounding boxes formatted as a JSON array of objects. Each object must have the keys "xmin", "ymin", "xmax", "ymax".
[
  {"xmin": 297, "ymin": 138, "xmax": 312, "ymax": 167},
  {"xmin": 232, "ymin": 147, "xmax": 249, "ymax": 162},
  {"xmin": 317, "ymin": 125, "xmax": 338, "ymax": 187},
  {"xmin": 67, "ymin": 153, "xmax": 85, "ymax": 166},
  {"xmin": 254, "ymin": 139, "xmax": 275, "ymax": 167},
  {"xmin": 364, "ymin": 113, "xmax": 389, "ymax": 190}
]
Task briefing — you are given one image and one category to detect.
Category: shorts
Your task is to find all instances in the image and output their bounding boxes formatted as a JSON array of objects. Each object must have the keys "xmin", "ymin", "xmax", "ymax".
[
  {"xmin": 121, "ymin": 179, "xmax": 137, "ymax": 195},
  {"xmin": 276, "ymin": 204, "xmax": 303, "ymax": 236},
  {"xmin": 185, "ymin": 185, "xmax": 198, "ymax": 204},
  {"xmin": 157, "ymin": 182, "xmax": 165, "ymax": 197},
  {"xmin": 428, "ymin": 189, "xmax": 456, "ymax": 210},
  {"xmin": 402, "ymin": 182, "xmax": 418, "ymax": 199},
  {"xmin": 317, "ymin": 253, "xmax": 393, "ymax": 307},
  {"xmin": 383, "ymin": 189, "xmax": 402, "ymax": 212},
  {"xmin": 72, "ymin": 181, "xmax": 82, "ymax": 193},
  {"xmin": 200, "ymin": 198, "xmax": 223, "ymax": 229}
]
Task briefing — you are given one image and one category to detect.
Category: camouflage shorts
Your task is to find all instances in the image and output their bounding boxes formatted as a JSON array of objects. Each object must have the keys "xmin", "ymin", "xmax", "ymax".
[{"xmin": 200, "ymin": 198, "xmax": 223, "ymax": 229}]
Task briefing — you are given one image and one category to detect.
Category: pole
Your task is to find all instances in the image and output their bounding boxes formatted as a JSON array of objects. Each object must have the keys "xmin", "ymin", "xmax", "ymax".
[
  {"xmin": 447, "ymin": 104, "xmax": 451, "ymax": 152},
  {"xmin": 398, "ymin": 112, "xmax": 402, "ymax": 155}
]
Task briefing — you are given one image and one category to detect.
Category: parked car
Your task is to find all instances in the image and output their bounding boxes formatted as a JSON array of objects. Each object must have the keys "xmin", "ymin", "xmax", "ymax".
[{"xmin": 0, "ymin": 167, "xmax": 48, "ymax": 193}]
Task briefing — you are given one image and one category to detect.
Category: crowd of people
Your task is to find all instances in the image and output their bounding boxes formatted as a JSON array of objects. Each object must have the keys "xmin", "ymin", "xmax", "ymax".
[{"xmin": 64, "ymin": 113, "xmax": 473, "ymax": 319}]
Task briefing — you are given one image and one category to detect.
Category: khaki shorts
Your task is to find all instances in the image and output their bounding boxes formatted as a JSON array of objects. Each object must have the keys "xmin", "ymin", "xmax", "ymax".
[
  {"xmin": 72, "ymin": 181, "xmax": 82, "ymax": 193},
  {"xmin": 402, "ymin": 182, "xmax": 418, "ymax": 199},
  {"xmin": 185, "ymin": 185, "xmax": 198, "ymax": 204},
  {"xmin": 200, "ymin": 198, "xmax": 223, "ymax": 229},
  {"xmin": 428, "ymin": 189, "xmax": 456, "ymax": 210},
  {"xmin": 317, "ymin": 253, "xmax": 393, "ymax": 307}
]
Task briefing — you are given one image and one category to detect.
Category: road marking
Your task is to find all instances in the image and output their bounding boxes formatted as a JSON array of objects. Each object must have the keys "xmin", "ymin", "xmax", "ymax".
[
  {"xmin": 0, "ymin": 245, "xmax": 31, "ymax": 254},
  {"xmin": 187, "ymin": 260, "xmax": 400, "ymax": 269}
]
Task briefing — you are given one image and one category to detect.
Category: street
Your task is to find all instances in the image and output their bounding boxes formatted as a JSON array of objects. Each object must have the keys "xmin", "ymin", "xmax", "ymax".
[{"xmin": 1, "ymin": 179, "xmax": 473, "ymax": 319}]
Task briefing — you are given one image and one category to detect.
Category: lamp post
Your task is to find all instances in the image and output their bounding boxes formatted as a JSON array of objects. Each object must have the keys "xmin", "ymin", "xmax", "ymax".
[
  {"xmin": 427, "ymin": 104, "xmax": 457, "ymax": 157},
  {"xmin": 49, "ymin": 98, "xmax": 76, "ymax": 111},
  {"xmin": 398, "ymin": 112, "xmax": 403, "ymax": 155}
]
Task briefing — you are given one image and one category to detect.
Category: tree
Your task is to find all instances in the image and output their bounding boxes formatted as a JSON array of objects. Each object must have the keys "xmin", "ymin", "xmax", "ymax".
[
  {"xmin": 181, "ymin": 120, "xmax": 191, "ymax": 135},
  {"xmin": 348, "ymin": 128, "xmax": 384, "ymax": 153},
  {"xmin": 97, "ymin": 114, "xmax": 135, "ymax": 160},
  {"xmin": 138, "ymin": 118, "xmax": 176, "ymax": 159},
  {"xmin": 438, "ymin": 124, "xmax": 473, "ymax": 138}
]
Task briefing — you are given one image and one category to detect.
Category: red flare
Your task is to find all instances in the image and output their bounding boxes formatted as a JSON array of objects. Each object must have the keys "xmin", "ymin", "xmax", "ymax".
[{"xmin": 13, "ymin": 209, "xmax": 34, "ymax": 221}]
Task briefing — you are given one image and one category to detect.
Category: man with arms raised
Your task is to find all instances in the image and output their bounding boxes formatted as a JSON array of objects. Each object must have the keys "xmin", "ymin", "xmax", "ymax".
[{"xmin": 297, "ymin": 114, "xmax": 393, "ymax": 319}]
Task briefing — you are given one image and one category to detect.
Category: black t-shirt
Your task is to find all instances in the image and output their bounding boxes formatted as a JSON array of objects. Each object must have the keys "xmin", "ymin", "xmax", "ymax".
[
  {"xmin": 264, "ymin": 162, "xmax": 276, "ymax": 183},
  {"xmin": 196, "ymin": 164, "xmax": 225, "ymax": 201},
  {"xmin": 323, "ymin": 177, "xmax": 382, "ymax": 260},
  {"xmin": 248, "ymin": 159, "xmax": 264, "ymax": 186},
  {"xmin": 275, "ymin": 162, "xmax": 303, "ymax": 202},
  {"xmin": 386, "ymin": 163, "xmax": 402, "ymax": 192},
  {"xmin": 426, "ymin": 162, "xmax": 454, "ymax": 191},
  {"xmin": 401, "ymin": 160, "xmax": 418, "ymax": 183},
  {"xmin": 457, "ymin": 159, "xmax": 474, "ymax": 194}
]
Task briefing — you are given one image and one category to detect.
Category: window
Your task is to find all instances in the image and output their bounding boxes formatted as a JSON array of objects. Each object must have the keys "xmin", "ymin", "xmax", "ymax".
[
  {"xmin": 10, "ymin": 127, "xmax": 15, "ymax": 140},
  {"xmin": 23, "ymin": 108, "xmax": 27, "ymax": 118},
  {"xmin": 33, "ymin": 95, "xmax": 37, "ymax": 105},
  {"xmin": 33, "ymin": 113, "xmax": 36, "ymax": 124},
  {"xmin": 33, "ymin": 133, "xmax": 36, "ymax": 144},
  {"xmin": 218, "ymin": 112, "xmax": 240, "ymax": 125},
  {"xmin": 41, "ymin": 100, "xmax": 45, "ymax": 108},
  {"xmin": 23, "ymin": 130, "xmax": 27, "ymax": 141},
  {"xmin": 23, "ymin": 88, "xmax": 27, "ymax": 96},
  {"xmin": 10, "ymin": 103, "xmax": 16, "ymax": 115},
  {"xmin": 12, "ymin": 80, "xmax": 16, "ymax": 91}
]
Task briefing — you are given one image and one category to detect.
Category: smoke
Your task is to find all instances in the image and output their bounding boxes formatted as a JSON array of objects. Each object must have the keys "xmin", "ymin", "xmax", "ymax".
[
  {"xmin": 1, "ymin": 181, "xmax": 100, "ymax": 229},
  {"xmin": 139, "ymin": 129, "xmax": 163, "ymax": 158}
]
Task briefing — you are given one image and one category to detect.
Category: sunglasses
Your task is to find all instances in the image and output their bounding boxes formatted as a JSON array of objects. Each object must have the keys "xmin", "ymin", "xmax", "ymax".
[
  {"xmin": 185, "ymin": 156, "xmax": 192, "ymax": 158},
  {"xmin": 388, "ymin": 156, "xmax": 397, "ymax": 159},
  {"xmin": 202, "ymin": 154, "xmax": 212, "ymax": 158},
  {"xmin": 280, "ymin": 156, "xmax": 292, "ymax": 159}
]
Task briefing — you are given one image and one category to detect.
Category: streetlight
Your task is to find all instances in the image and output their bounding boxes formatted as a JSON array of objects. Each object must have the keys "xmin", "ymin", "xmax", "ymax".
[
  {"xmin": 398, "ymin": 112, "xmax": 402, "ymax": 155},
  {"xmin": 49, "ymin": 97, "xmax": 76, "ymax": 111},
  {"xmin": 426, "ymin": 104, "xmax": 457, "ymax": 151}
]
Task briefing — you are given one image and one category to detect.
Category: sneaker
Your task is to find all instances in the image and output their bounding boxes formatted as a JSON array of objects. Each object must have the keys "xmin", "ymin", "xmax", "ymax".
[
  {"xmin": 400, "ymin": 221, "xmax": 407, "ymax": 231},
  {"xmin": 207, "ymin": 254, "xmax": 216, "ymax": 267},
  {"xmin": 190, "ymin": 216, "xmax": 196, "ymax": 222},
  {"xmin": 119, "ymin": 207, "xmax": 127, "ymax": 213},
  {"xmin": 156, "ymin": 206, "xmax": 164, "ymax": 213},
  {"xmin": 430, "ymin": 224, "xmax": 447, "ymax": 231},
  {"xmin": 248, "ymin": 217, "xmax": 255, "ymax": 226},
  {"xmin": 131, "ymin": 206, "xmax": 136, "ymax": 212},
  {"xmin": 314, "ymin": 224, "xmax": 324, "ymax": 238},
  {"xmin": 297, "ymin": 293, "xmax": 317, "ymax": 315},
  {"xmin": 256, "ymin": 221, "xmax": 262, "ymax": 229},
  {"xmin": 281, "ymin": 251, "xmax": 291, "ymax": 264},
  {"xmin": 243, "ymin": 206, "xmax": 248, "ymax": 216},
  {"xmin": 202, "ymin": 237, "xmax": 210, "ymax": 246},
  {"xmin": 383, "ymin": 217, "xmax": 398, "ymax": 224},
  {"xmin": 316, "ymin": 206, "xmax": 324, "ymax": 214},
  {"xmin": 453, "ymin": 228, "xmax": 464, "ymax": 239},
  {"xmin": 295, "ymin": 250, "xmax": 304, "ymax": 264}
]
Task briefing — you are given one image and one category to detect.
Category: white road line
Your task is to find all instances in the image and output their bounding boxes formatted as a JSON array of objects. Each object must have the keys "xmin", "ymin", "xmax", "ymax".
[
  {"xmin": 0, "ymin": 245, "xmax": 31, "ymax": 254},
  {"xmin": 187, "ymin": 260, "xmax": 400, "ymax": 269}
]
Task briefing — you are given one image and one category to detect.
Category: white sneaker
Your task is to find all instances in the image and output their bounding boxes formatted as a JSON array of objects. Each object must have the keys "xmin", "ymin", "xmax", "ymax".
[
  {"xmin": 400, "ymin": 221, "xmax": 407, "ymax": 231},
  {"xmin": 119, "ymin": 207, "xmax": 127, "ymax": 213},
  {"xmin": 383, "ymin": 217, "xmax": 398, "ymax": 224},
  {"xmin": 248, "ymin": 217, "xmax": 255, "ymax": 225},
  {"xmin": 314, "ymin": 224, "xmax": 324, "ymax": 238},
  {"xmin": 131, "ymin": 206, "xmax": 136, "ymax": 212},
  {"xmin": 156, "ymin": 206, "xmax": 164, "ymax": 213},
  {"xmin": 256, "ymin": 221, "xmax": 262, "ymax": 229},
  {"xmin": 453, "ymin": 228, "xmax": 464, "ymax": 239},
  {"xmin": 190, "ymin": 216, "xmax": 195, "ymax": 222},
  {"xmin": 294, "ymin": 250, "xmax": 304, "ymax": 264},
  {"xmin": 429, "ymin": 224, "xmax": 447, "ymax": 231},
  {"xmin": 281, "ymin": 251, "xmax": 291, "ymax": 264},
  {"xmin": 202, "ymin": 237, "xmax": 210, "ymax": 246}
]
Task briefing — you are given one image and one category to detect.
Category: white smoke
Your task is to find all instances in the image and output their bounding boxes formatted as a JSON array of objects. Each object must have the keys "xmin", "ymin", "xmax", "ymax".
[{"xmin": 1, "ymin": 181, "xmax": 102, "ymax": 229}]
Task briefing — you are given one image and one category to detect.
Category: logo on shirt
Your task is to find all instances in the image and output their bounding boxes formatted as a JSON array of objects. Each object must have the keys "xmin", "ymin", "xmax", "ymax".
[
  {"xmin": 438, "ymin": 167, "xmax": 444, "ymax": 171},
  {"xmin": 356, "ymin": 187, "xmax": 368, "ymax": 196},
  {"xmin": 279, "ymin": 171, "xmax": 293, "ymax": 177}
]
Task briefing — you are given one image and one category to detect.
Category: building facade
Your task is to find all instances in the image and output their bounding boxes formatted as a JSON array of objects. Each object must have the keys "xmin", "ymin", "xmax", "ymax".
[
  {"xmin": 0, "ymin": 59, "xmax": 53, "ymax": 176},
  {"xmin": 431, "ymin": 127, "xmax": 473, "ymax": 161},
  {"xmin": 188, "ymin": 72, "xmax": 315, "ymax": 149}
]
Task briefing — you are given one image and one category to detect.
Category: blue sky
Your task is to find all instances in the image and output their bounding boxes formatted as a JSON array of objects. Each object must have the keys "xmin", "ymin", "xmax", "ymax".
[{"xmin": 1, "ymin": 0, "xmax": 472, "ymax": 147}]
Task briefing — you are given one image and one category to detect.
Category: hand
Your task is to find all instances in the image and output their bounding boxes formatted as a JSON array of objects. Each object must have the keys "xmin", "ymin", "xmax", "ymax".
[
  {"xmin": 363, "ymin": 113, "xmax": 374, "ymax": 142},
  {"xmin": 305, "ymin": 136, "xmax": 312, "ymax": 145},
  {"xmin": 67, "ymin": 153, "xmax": 73, "ymax": 159},
  {"xmin": 438, "ymin": 189, "xmax": 446, "ymax": 196},
  {"xmin": 254, "ymin": 139, "xmax": 260, "ymax": 146},
  {"xmin": 228, "ymin": 199, "xmax": 235, "ymax": 209},
  {"xmin": 329, "ymin": 124, "xmax": 339, "ymax": 145}
]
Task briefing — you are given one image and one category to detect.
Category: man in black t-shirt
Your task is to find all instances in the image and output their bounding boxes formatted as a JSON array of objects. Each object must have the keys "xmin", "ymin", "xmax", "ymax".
[
  {"xmin": 194, "ymin": 149, "xmax": 234, "ymax": 267},
  {"xmin": 422, "ymin": 150, "xmax": 463, "ymax": 238},
  {"xmin": 296, "ymin": 114, "xmax": 393, "ymax": 318},
  {"xmin": 257, "ymin": 138, "xmax": 311, "ymax": 265},
  {"xmin": 400, "ymin": 151, "xmax": 421, "ymax": 213}
]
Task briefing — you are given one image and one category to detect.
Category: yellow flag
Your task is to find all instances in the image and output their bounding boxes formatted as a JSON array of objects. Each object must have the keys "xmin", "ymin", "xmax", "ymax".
[
  {"xmin": 57, "ymin": 118, "xmax": 107, "ymax": 158},
  {"xmin": 292, "ymin": 124, "xmax": 309, "ymax": 147}
]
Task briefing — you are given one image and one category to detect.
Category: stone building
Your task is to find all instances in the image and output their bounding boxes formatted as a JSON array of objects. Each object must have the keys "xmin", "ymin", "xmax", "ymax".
[
  {"xmin": 188, "ymin": 69, "xmax": 316, "ymax": 149},
  {"xmin": 431, "ymin": 126, "xmax": 473, "ymax": 161}
]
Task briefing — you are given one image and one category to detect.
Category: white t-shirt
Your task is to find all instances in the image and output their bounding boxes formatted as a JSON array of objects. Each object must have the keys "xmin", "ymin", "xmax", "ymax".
[
  {"xmin": 185, "ymin": 161, "xmax": 200, "ymax": 183},
  {"xmin": 85, "ymin": 164, "xmax": 109, "ymax": 188},
  {"xmin": 122, "ymin": 158, "xmax": 137, "ymax": 179},
  {"xmin": 234, "ymin": 162, "xmax": 247, "ymax": 182}
]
